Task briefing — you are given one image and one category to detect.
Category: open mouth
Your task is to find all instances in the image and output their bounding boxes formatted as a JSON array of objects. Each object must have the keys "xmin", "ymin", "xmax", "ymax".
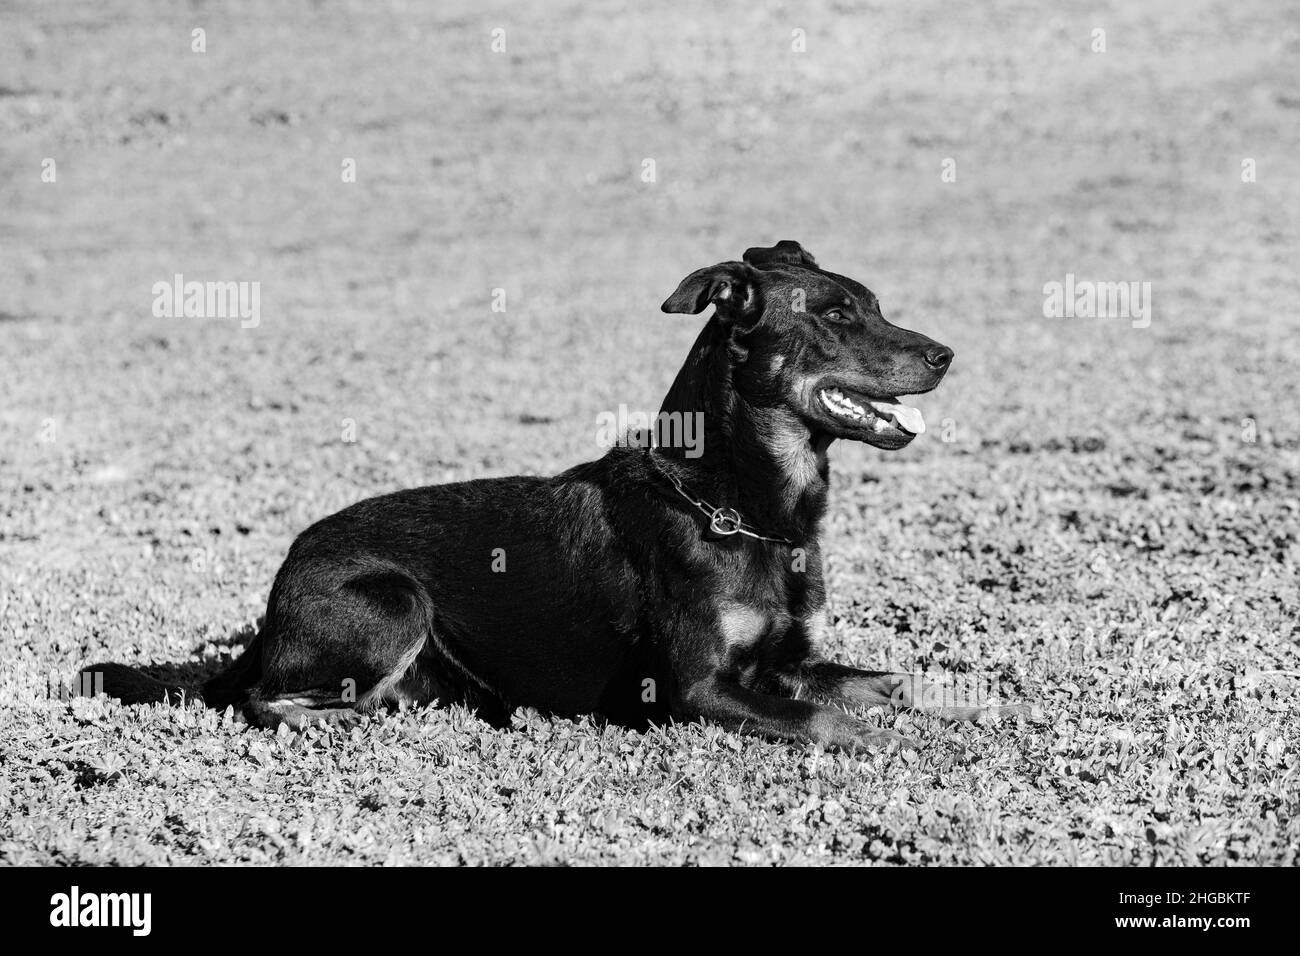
[{"xmin": 818, "ymin": 387, "xmax": 926, "ymax": 437}]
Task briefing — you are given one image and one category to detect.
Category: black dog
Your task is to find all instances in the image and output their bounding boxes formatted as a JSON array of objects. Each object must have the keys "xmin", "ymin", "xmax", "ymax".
[{"xmin": 92, "ymin": 240, "xmax": 1029, "ymax": 749}]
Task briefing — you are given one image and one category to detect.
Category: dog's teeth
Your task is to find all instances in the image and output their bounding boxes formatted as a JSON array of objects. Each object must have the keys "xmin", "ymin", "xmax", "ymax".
[
  {"xmin": 821, "ymin": 389, "xmax": 874, "ymax": 423},
  {"xmin": 872, "ymin": 417, "xmax": 889, "ymax": 433}
]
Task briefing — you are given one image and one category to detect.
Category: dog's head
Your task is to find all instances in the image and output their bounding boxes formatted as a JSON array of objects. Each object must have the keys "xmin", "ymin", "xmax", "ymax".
[{"xmin": 661, "ymin": 240, "xmax": 953, "ymax": 450}]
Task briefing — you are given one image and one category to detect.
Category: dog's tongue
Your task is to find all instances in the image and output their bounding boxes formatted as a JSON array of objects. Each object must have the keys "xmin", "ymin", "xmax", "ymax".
[{"xmin": 869, "ymin": 399, "xmax": 925, "ymax": 434}]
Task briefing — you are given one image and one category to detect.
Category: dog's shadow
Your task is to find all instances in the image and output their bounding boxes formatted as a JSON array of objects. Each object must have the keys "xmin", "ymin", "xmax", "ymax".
[
  {"xmin": 84, "ymin": 620, "xmax": 260, "ymax": 705},
  {"xmin": 87, "ymin": 621, "xmax": 657, "ymax": 732}
]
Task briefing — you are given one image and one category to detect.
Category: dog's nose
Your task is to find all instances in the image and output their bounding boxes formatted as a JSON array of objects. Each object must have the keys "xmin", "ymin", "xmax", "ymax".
[{"xmin": 924, "ymin": 345, "xmax": 954, "ymax": 370}]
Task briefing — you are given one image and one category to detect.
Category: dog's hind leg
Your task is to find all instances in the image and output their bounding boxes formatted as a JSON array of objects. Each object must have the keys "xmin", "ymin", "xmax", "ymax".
[
  {"xmin": 244, "ymin": 693, "xmax": 370, "ymax": 731},
  {"xmin": 242, "ymin": 567, "xmax": 437, "ymax": 730}
]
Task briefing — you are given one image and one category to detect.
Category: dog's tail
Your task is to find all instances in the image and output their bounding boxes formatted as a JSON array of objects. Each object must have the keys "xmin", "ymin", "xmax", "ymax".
[
  {"xmin": 80, "ymin": 630, "xmax": 265, "ymax": 711},
  {"xmin": 78, "ymin": 661, "xmax": 191, "ymax": 705}
]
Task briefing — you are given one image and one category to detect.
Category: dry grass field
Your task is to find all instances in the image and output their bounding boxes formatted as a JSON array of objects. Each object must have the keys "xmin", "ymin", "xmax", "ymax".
[{"xmin": 1, "ymin": 0, "xmax": 1297, "ymax": 864}]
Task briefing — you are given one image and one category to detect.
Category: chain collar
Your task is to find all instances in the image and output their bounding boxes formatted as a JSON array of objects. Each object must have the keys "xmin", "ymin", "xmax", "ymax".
[{"xmin": 644, "ymin": 447, "xmax": 793, "ymax": 545}]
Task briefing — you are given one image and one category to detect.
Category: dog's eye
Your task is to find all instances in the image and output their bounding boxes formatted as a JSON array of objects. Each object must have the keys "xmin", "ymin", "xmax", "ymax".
[{"xmin": 824, "ymin": 309, "xmax": 849, "ymax": 323}]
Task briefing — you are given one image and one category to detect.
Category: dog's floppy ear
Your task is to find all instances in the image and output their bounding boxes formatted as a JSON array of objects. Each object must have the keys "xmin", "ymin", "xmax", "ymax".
[
  {"xmin": 660, "ymin": 261, "xmax": 759, "ymax": 317},
  {"xmin": 742, "ymin": 239, "xmax": 817, "ymax": 269}
]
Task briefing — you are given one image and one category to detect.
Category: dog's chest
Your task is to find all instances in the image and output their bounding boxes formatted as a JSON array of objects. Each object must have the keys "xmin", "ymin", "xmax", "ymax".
[
  {"xmin": 715, "ymin": 595, "xmax": 813, "ymax": 657},
  {"xmin": 712, "ymin": 556, "xmax": 823, "ymax": 653},
  {"xmin": 716, "ymin": 601, "xmax": 786, "ymax": 649}
]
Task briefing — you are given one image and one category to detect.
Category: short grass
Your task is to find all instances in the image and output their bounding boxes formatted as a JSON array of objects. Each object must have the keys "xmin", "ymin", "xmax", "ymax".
[{"xmin": 1, "ymin": 0, "xmax": 1297, "ymax": 865}]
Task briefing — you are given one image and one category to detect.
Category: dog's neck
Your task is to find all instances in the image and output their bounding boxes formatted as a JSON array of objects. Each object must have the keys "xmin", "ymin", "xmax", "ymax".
[{"xmin": 656, "ymin": 321, "xmax": 831, "ymax": 542}]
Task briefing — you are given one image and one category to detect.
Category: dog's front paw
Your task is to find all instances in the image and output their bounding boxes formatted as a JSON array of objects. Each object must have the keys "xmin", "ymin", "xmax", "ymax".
[
  {"xmin": 853, "ymin": 726, "xmax": 918, "ymax": 752},
  {"xmin": 815, "ymin": 711, "xmax": 917, "ymax": 752},
  {"xmin": 1016, "ymin": 703, "xmax": 1049, "ymax": 725},
  {"xmin": 974, "ymin": 702, "xmax": 1047, "ymax": 725}
]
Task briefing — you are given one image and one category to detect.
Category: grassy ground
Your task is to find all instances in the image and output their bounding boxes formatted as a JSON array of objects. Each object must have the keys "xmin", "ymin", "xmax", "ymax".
[{"xmin": 1, "ymin": 0, "xmax": 1297, "ymax": 865}]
